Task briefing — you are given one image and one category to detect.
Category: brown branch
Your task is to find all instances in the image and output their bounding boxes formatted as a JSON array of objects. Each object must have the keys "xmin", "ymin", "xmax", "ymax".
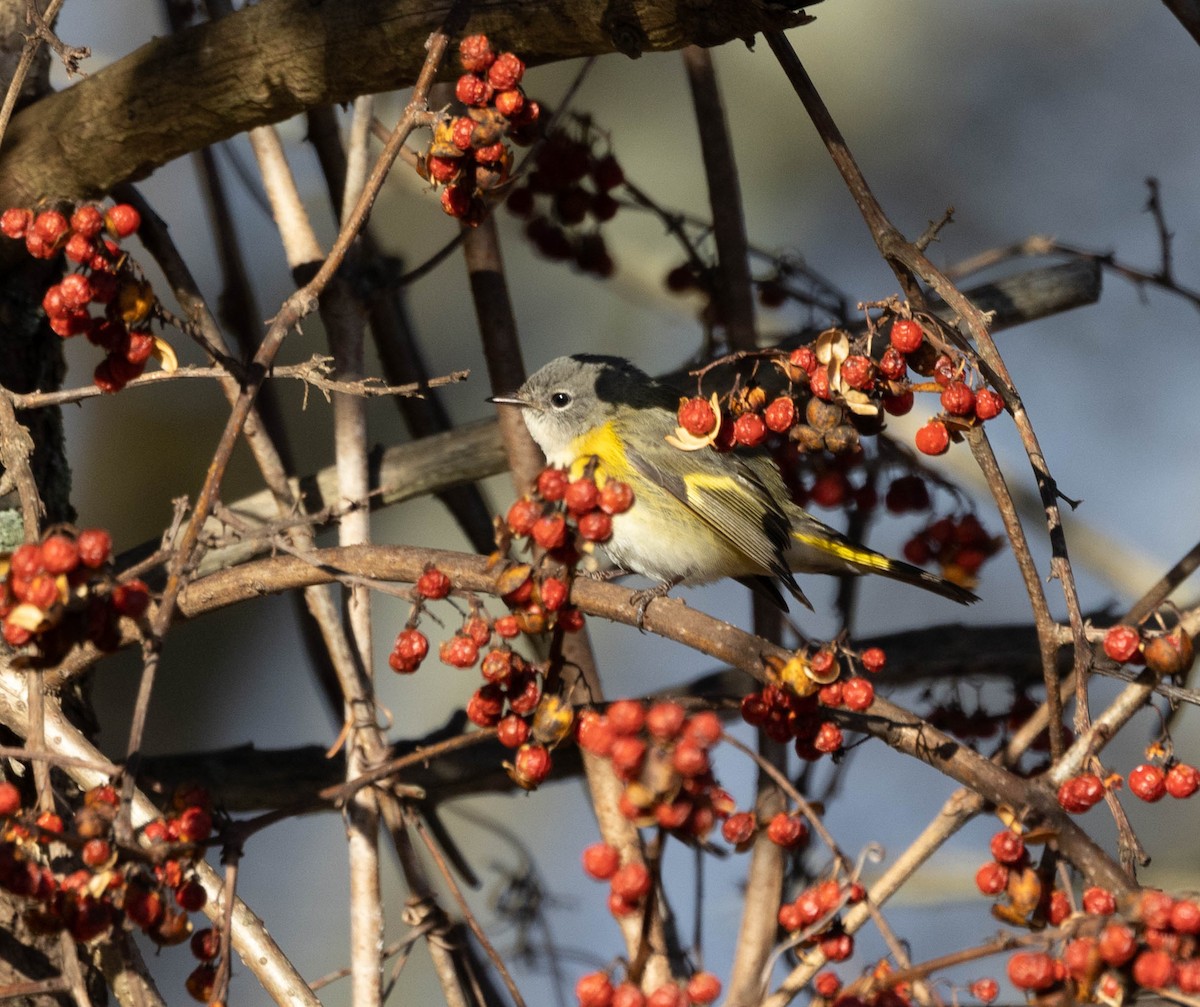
[
  {"xmin": 0, "ymin": 0, "xmax": 813, "ymax": 213},
  {"xmin": 682, "ymin": 45, "xmax": 757, "ymax": 352},
  {"xmin": 0, "ymin": 0, "xmax": 65, "ymax": 153},
  {"xmin": 164, "ymin": 543, "xmax": 1134, "ymax": 890}
]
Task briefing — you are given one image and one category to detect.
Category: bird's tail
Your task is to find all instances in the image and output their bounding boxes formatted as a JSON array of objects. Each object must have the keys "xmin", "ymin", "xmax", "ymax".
[{"xmin": 790, "ymin": 530, "xmax": 979, "ymax": 605}]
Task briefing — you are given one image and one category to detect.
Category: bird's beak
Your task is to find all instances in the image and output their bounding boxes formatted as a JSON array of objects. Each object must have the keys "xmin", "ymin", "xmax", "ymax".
[{"xmin": 487, "ymin": 394, "xmax": 532, "ymax": 408}]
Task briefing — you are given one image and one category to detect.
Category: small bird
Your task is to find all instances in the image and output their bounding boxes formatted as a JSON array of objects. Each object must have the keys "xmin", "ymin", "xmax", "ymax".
[{"xmin": 491, "ymin": 354, "xmax": 978, "ymax": 614}]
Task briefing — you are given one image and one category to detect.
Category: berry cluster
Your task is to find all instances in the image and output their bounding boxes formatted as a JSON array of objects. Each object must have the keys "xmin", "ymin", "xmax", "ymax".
[
  {"xmin": 739, "ymin": 644, "xmax": 884, "ymax": 761},
  {"xmin": 506, "ymin": 465, "xmax": 634, "ymax": 566},
  {"xmin": 1003, "ymin": 888, "xmax": 1200, "ymax": 999},
  {"xmin": 386, "ymin": 564, "xmax": 580, "ymax": 790},
  {"xmin": 775, "ymin": 877, "xmax": 865, "ymax": 961},
  {"xmin": 0, "ymin": 780, "xmax": 219, "ymax": 1000},
  {"xmin": 672, "ymin": 320, "xmax": 1003, "ymax": 468},
  {"xmin": 576, "ymin": 701, "xmax": 733, "ymax": 842},
  {"xmin": 506, "ymin": 124, "xmax": 624, "ymax": 277},
  {"xmin": 1, "ymin": 528, "xmax": 149, "ymax": 657},
  {"xmin": 575, "ymin": 968, "xmax": 722, "ymax": 1007},
  {"xmin": 901, "ymin": 514, "xmax": 1001, "ymax": 588},
  {"xmin": 1103, "ymin": 622, "xmax": 1195, "ymax": 677},
  {"xmin": 1, "ymin": 202, "xmax": 175, "ymax": 393},
  {"xmin": 422, "ymin": 34, "xmax": 540, "ymax": 226}
]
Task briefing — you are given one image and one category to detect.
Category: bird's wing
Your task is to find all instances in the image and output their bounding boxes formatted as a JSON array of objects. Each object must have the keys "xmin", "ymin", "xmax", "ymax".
[{"xmin": 623, "ymin": 441, "xmax": 800, "ymax": 590}]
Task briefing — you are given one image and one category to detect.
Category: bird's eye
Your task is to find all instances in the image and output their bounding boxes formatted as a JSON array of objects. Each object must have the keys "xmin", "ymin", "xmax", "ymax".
[{"xmin": 550, "ymin": 391, "xmax": 572, "ymax": 409}]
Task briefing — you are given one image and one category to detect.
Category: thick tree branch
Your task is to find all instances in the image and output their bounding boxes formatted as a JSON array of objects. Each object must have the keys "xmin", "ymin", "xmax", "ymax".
[{"xmin": 0, "ymin": 0, "xmax": 814, "ymax": 210}]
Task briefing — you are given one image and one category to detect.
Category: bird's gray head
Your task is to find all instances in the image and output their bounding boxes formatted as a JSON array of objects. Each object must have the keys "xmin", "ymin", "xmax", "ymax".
[{"xmin": 491, "ymin": 354, "xmax": 673, "ymax": 465}]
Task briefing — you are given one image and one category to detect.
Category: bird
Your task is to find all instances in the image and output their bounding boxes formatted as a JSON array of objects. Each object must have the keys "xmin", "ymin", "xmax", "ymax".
[{"xmin": 491, "ymin": 353, "xmax": 978, "ymax": 615}]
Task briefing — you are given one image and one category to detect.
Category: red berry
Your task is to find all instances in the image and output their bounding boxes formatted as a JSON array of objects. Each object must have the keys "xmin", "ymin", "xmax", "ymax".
[
  {"xmin": 487, "ymin": 52, "xmax": 524, "ymax": 89},
  {"xmin": 685, "ymin": 972, "xmax": 721, "ymax": 1005},
  {"xmin": 671, "ymin": 739, "xmax": 709, "ymax": 777},
  {"xmin": 678, "ymin": 397, "xmax": 717, "ymax": 437},
  {"xmin": 104, "ymin": 203, "xmax": 140, "ymax": 238},
  {"xmin": 70, "ymin": 204, "xmax": 104, "ymax": 238},
  {"xmin": 506, "ymin": 497, "xmax": 542, "ymax": 536},
  {"xmin": 496, "ymin": 714, "xmax": 529, "ymax": 749},
  {"xmin": 814, "ymin": 973, "xmax": 842, "ymax": 998},
  {"xmin": 883, "ymin": 391, "xmax": 914, "ymax": 416},
  {"xmin": 721, "ymin": 811, "xmax": 757, "ymax": 847},
  {"xmin": 564, "ymin": 477, "xmax": 600, "ymax": 515},
  {"xmin": 177, "ymin": 805, "xmax": 213, "ymax": 842},
  {"xmin": 592, "ymin": 154, "xmax": 625, "ymax": 191},
  {"xmin": 7, "ymin": 544, "xmax": 39, "ymax": 578},
  {"xmin": 535, "ymin": 467, "xmax": 569, "ymax": 501},
  {"xmin": 610, "ymin": 862, "xmax": 651, "ymax": 902},
  {"xmin": 426, "ymin": 154, "xmax": 463, "ymax": 185},
  {"xmin": 0, "ymin": 781, "xmax": 21, "ymax": 815},
  {"xmin": 609, "ymin": 735, "xmax": 646, "ymax": 780},
  {"xmin": 1132, "ymin": 949, "xmax": 1175, "ymax": 990},
  {"xmin": 974, "ymin": 388, "xmax": 1004, "ymax": 420},
  {"xmin": 112, "ymin": 579, "xmax": 151, "ymax": 618},
  {"xmin": 576, "ymin": 971, "xmax": 615, "ymax": 1007},
  {"xmin": 582, "ymin": 843, "xmax": 620, "ymax": 880},
  {"xmin": 40, "ymin": 534, "xmax": 79, "ymax": 574},
  {"xmin": 683, "ymin": 710, "xmax": 722, "ymax": 748},
  {"xmin": 975, "ymin": 862, "xmax": 1008, "ymax": 895},
  {"xmin": 439, "ymin": 634, "xmax": 479, "ymax": 668},
  {"xmin": 455, "ymin": 72, "xmax": 492, "ymax": 107},
  {"xmin": 493, "ymin": 88, "xmax": 525, "ymax": 118},
  {"xmin": 598, "ymin": 480, "xmax": 634, "ymax": 514},
  {"xmin": 841, "ymin": 677, "xmax": 874, "ymax": 711},
  {"xmin": 0, "ymin": 206, "xmax": 32, "ymax": 239},
  {"xmin": 607, "ymin": 699, "xmax": 645, "ymax": 735},
  {"xmin": 576, "ymin": 711, "xmax": 616, "ymax": 757},
  {"xmin": 191, "ymin": 928, "xmax": 220, "ymax": 961},
  {"xmin": 1128, "ymin": 763, "xmax": 1167, "ymax": 802},
  {"xmin": 809, "ymin": 470, "xmax": 848, "ymax": 509},
  {"xmin": 33, "ymin": 209, "xmax": 70, "ymax": 246},
  {"xmin": 467, "ymin": 685, "xmax": 504, "ymax": 727},
  {"xmin": 494, "ymin": 615, "xmax": 520, "ymax": 639},
  {"xmin": 1138, "ymin": 890, "xmax": 1176, "ymax": 929},
  {"xmin": 1103, "ymin": 625, "xmax": 1141, "ymax": 663},
  {"xmin": 890, "ymin": 318, "xmax": 924, "ymax": 354},
  {"xmin": 577, "ymin": 511, "xmax": 613, "ymax": 542},
  {"xmin": 765, "ymin": 812, "xmax": 808, "ymax": 849},
  {"xmin": 1098, "ymin": 923, "xmax": 1137, "ymax": 966},
  {"xmin": 1166, "ymin": 762, "xmax": 1200, "ymax": 799},
  {"xmin": 175, "ymin": 879, "xmax": 207, "ymax": 911},
  {"xmin": 813, "ymin": 722, "xmax": 843, "ymax": 754},
  {"xmin": 764, "ymin": 397, "xmax": 796, "ymax": 433},
  {"xmin": 540, "ymin": 576, "xmax": 569, "ymax": 611},
  {"xmin": 915, "ymin": 420, "xmax": 950, "ymax": 456},
  {"xmin": 879, "ymin": 346, "xmax": 907, "ymax": 380},
  {"xmin": 1048, "ymin": 889, "xmax": 1072, "ymax": 925},
  {"xmin": 458, "ymin": 34, "xmax": 496, "ymax": 72},
  {"xmin": 1169, "ymin": 899, "xmax": 1200, "ymax": 934},
  {"xmin": 440, "ymin": 182, "xmax": 473, "ymax": 218},
  {"xmin": 989, "ymin": 830, "xmax": 1025, "ymax": 865},
  {"xmin": 932, "ymin": 354, "xmax": 956, "ymax": 386},
  {"xmin": 860, "ymin": 647, "xmax": 886, "ymax": 674},
  {"xmin": 940, "ymin": 381, "xmax": 975, "ymax": 416},
  {"xmin": 1006, "ymin": 952, "xmax": 1058, "ymax": 991},
  {"xmin": 1062, "ymin": 938, "xmax": 1098, "ymax": 980},
  {"xmin": 1082, "ymin": 886, "xmax": 1116, "ymax": 915},
  {"xmin": 841, "ymin": 354, "xmax": 873, "ymax": 390},
  {"xmin": 1057, "ymin": 773, "xmax": 1105, "ymax": 813},
  {"xmin": 646, "ymin": 701, "xmax": 686, "ymax": 740},
  {"xmin": 613, "ymin": 983, "xmax": 646, "ymax": 1007},
  {"xmin": 416, "ymin": 566, "xmax": 452, "ymax": 599},
  {"xmin": 733, "ymin": 412, "xmax": 767, "ymax": 447},
  {"xmin": 76, "ymin": 528, "xmax": 112, "ymax": 568}
]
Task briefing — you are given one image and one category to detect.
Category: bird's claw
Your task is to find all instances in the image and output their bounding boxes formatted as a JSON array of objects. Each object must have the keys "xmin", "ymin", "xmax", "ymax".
[{"xmin": 628, "ymin": 578, "xmax": 682, "ymax": 631}]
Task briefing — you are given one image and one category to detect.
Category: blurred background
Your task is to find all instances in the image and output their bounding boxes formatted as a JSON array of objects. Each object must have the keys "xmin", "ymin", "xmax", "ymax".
[{"xmin": 37, "ymin": 0, "xmax": 1200, "ymax": 1003}]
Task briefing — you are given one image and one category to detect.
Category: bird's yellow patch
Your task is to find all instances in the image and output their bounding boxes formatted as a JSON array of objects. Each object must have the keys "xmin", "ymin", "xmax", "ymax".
[
  {"xmin": 792, "ymin": 531, "xmax": 892, "ymax": 572},
  {"xmin": 568, "ymin": 421, "xmax": 632, "ymax": 484}
]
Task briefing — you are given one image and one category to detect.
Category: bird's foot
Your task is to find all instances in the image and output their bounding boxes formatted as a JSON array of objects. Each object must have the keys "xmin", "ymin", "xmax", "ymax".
[{"xmin": 628, "ymin": 578, "xmax": 682, "ymax": 630}]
